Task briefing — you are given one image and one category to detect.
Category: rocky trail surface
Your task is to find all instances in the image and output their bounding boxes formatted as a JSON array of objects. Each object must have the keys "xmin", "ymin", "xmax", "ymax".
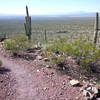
[{"xmin": 0, "ymin": 49, "xmax": 84, "ymax": 100}]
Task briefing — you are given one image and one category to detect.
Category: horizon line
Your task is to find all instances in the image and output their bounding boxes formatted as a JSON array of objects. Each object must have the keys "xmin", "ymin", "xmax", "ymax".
[{"xmin": 0, "ymin": 11, "xmax": 98, "ymax": 16}]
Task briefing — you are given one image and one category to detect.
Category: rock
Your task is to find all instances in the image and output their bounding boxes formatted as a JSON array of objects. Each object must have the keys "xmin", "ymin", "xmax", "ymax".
[
  {"xmin": 86, "ymin": 87, "xmax": 92, "ymax": 91},
  {"xmin": 81, "ymin": 83, "xmax": 99, "ymax": 100},
  {"xmin": 82, "ymin": 90, "xmax": 88, "ymax": 96},
  {"xmin": 37, "ymin": 69, "xmax": 40, "ymax": 72},
  {"xmin": 62, "ymin": 82, "xmax": 66, "ymax": 85},
  {"xmin": 44, "ymin": 58, "xmax": 49, "ymax": 62},
  {"xmin": 43, "ymin": 87, "xmax": 49, "ymax": 90},
  {"xmin": 70, "ymin": 79, "xmax": 80, "ymax": 86},
  {"xmin": 36, "ymin": 56, "xmax": 43, "ymax": 60},
  {"xmin": 67, "ymin": 76, "xmax": 72, "ymax": 80},
  {"xmin": 46, "ymin": 65, "xmax": 51, "ymax": 68},
  {"xmin": 92, "ymin": 86, "xmax": 98, "ymax": 94}
]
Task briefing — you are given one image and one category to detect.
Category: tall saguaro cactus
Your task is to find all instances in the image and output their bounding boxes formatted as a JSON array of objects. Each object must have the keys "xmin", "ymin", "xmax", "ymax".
[
  {"xmin": 93, "ymin": 12, "xmax": 99, "ymax": 44},
  {"xmin": 24, "ymin": 6, "xmax": 32, "ymax": 41}
]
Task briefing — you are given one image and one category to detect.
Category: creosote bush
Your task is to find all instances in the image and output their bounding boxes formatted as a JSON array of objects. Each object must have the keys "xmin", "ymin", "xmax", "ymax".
[
  {"xmin": 4, "ymin": 36, "xmax": 31, "ymax": 55},
  {"xmin": 44, "ymin": 38, "xmax": 100, "ymax": 73}
]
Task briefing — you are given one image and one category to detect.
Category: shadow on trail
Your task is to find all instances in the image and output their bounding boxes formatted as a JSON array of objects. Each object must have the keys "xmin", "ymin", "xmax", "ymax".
[
  {"xmin": 0, "ymin": 67, "xmax": 11, "ymax": 74},
  {"xmin": 11, "ymin": 48, "xmax": 42, "ymax": 61}
]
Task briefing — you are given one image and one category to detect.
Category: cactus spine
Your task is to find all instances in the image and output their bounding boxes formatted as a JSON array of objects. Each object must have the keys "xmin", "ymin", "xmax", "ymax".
[{"xmin": 24, "ymin": 6, "xmax": 32, "ymax": 41}]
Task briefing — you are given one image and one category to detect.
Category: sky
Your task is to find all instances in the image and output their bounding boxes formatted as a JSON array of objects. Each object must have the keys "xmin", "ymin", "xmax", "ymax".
[{"xmin": 0, "ymin": 0, "xmax": 100, "ymax": 15}]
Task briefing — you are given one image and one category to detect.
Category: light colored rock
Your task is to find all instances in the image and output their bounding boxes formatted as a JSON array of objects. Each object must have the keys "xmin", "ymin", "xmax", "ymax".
[
  {"xmin": 70, "ymin": 79, "xmax": 80, "ymax": 86},
  {"xmin": 46, "ymin": 65, "xmax": 51, "ymax": 68},
  {"xmin": 62, "ymin": 82, "xmax": 66, "ymax": 85},
  {"xmin": 92, "ymin": 86, "xmax": 98, "ymax": 94},
  {"xmin": 86, "ymin": 87, "xmax": 92, "ymax": 91},
  {"xmin": 43, "ymin": 87, "xmax": 49, "ymax": 90},
  {"xmin": 81, "ymin": 83, "xmax": 98, "ymax": 100},
  {"xmin": 82, "ymin": 90, "xmax": 87, "ymax": 96},
  {"xmin": 44, "ymin": 58, "xmax": 49, "ymax": 62},
  {"xmin": 37, "ymin": 69, "xmax": 40, "ymax": 72},
  {"xmin": 36, "ymin": 56, "xmax": 43, "ymax": 60}
]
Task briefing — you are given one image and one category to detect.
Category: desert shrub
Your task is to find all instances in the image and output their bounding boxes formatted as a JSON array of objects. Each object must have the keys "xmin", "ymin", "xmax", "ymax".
[
  {"xmin": 44, "ymin": 38, "xmax": 68, "ymax": 65},
  {"xmin": 0, "ymin": 60, "xmax": 2, "ymax": 66},
  {"xmin": 44, "ymin": 38, "xmax": 100, "ymax": 73},
  {"xmin": 71, "ymin": 40, "xmax": 100, "ymax": 72},
  {"xmin": 4, "ymin": 36, "xmax": 31, "ymax": 55}
]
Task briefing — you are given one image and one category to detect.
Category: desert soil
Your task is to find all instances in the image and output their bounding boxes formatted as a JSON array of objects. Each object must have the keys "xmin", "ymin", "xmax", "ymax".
[{"xmin": 0, "ymin": 48, "xmax": 84, "ymax": 100}]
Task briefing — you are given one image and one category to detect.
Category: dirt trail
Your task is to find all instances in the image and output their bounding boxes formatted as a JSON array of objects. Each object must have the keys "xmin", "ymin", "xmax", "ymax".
[
  {"xmin": 0, "ymin": 55, "xmax": 41, "ymax": 100},
  {"xmin": 0, "ymin": 51, "xmax": 84, "ymax": 100}
]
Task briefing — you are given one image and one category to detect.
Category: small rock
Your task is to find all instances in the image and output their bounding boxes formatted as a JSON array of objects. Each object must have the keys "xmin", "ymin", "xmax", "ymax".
[
  {"xmin": 92, "ymin": 86, "xmax": 98, "ymax": 94},
  {"xmin": 37, "ymin": 69, "xmax": 40, "ymax": 72},
  {"xmin": 62, "ymin": 82, "xmax": 66, "ymax": 85},
  {"xmin": 67, "ymin": 76, "xmax": 72, "ymax": 80},
  {"xmin": 46, "ymin": 65, "xmax": 51, "ymax": 68},
  {"xmin": 44, "ymin": 58, "xmax": 49, "ymax": 62},
  {"xmin": 36, "ymin": 56, "xmax": 43, "ymax": 60},
  {"xmin": 81, "ymin": 83, "xmax": 99, "ymax": 100},
  {"xmin": 43, "ymin": 87, "xmax": 49, "ymax": 90},
  {"xmin": 82, "ymin": 90, "xmax": 87, "ymax": 96},
  {"xmin": 87, "ymin": 87, "xmax": 92, "ymax": 91},
  {"xmin": 70, "ymin": 79, "xmax": 80, "ymax": 86}
]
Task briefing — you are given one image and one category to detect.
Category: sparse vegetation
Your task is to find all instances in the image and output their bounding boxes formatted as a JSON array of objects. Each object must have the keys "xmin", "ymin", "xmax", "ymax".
[
  {"xmin": 4, "ymin": 36, "xmax": 31, "ymax": 56},
  {"xmin": 0, "ymin": 18, "xmax": 99, "ymax": 46},
  {"xmin": 44, "ymin": 38, "xmax": 100, "ymax": 73}
]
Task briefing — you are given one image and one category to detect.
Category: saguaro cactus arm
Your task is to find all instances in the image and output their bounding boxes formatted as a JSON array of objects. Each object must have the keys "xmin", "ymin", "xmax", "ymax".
[{"xmin": 26, "ymin": 6, "xmax": 29, "ymax": 17}]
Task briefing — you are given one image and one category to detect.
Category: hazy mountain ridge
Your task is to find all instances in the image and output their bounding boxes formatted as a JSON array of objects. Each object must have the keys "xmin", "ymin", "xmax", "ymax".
[{"xmin": 0, "ymin": 12, "xmax": 96, "ymax": 19}]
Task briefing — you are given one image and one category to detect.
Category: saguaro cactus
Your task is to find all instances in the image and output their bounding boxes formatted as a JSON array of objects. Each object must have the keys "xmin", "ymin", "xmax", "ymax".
[
  {"xmin": 93, "ymin": 12, "xmax": 99, "ymax": 44},
  {"xmin": 24, "ymin": 6, "xmax": 32, "ymax": 41},
  {"xmin": 44, "ymin": 29, "xmax": 47, "ymax": 42}
]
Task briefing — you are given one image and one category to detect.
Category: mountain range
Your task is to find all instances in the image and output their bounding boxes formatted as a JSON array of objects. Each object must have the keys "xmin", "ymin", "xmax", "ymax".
[{"xmin": 0, "ymin": 12, "xmax": 96, "ymax": 19}]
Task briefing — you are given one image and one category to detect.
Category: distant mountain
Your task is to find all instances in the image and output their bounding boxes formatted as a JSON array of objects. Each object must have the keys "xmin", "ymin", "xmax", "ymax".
[
  {"xmin": 31, "ymin": 12, "xmax": 96, "ymax": 19},
  {"xmin": 66, "ymin": 11, "xmax": 96, "ymax": 17},
  {"xmin": 0, "ymin": 12, "xmax": 96, "ymax": 19},
  {"xmin": 0, "ymin": 14, "xmax": 24, "ymax": 19}
]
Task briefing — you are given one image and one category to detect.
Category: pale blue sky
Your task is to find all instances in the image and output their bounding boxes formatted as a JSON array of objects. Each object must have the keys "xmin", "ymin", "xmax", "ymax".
[{"xmin": 0, "ymin": 0, "xmax": 100, "ymax": 15}]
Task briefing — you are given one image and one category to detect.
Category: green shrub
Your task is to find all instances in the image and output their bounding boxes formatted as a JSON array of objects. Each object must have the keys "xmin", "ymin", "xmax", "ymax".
[
  {"xmin": 44, "ymin": 38, "xmax": 68, "ymax": 65},
  {"xmin": 4, "ymin": 36, "xmax": 31, "ymax": 55},
  {"xmin": 44, "ymin": 38, "xmax": 100, "ymax": 73}
]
